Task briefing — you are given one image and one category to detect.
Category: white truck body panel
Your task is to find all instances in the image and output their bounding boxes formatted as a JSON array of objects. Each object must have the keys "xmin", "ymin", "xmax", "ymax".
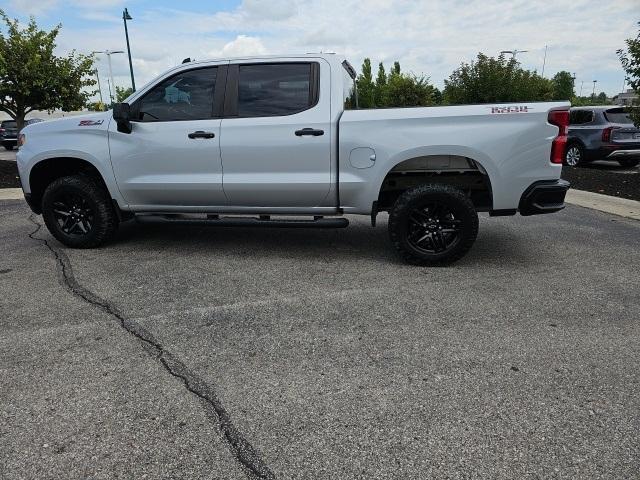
[
  {"xmin": 339, "ymin": 102, "xmax": 567, "ymax": 212},
  {"xmin": 17, "ymin": 53, "xmax": 568, "ymax": 217}
]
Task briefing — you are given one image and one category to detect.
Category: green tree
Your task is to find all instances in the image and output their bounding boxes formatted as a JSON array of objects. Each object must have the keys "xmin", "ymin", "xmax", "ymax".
[
  {"xmin": 617, "ymin": 21, "xmax": 640, "ymax": 126},
  {"xmin": 374, "ymin": 62, "xmax": 387, "ymax": 106},
  {"xmin": 551, "ymin": 71, "xmax": 574, "ymax": 100},
  {"xmin": 356, "ymin": 58, "xmax": 376, "ymax": 108},
  {"xmin": 0, "ymin": 11, "xmax": 95, "ymax": 131},
  {"xmin": 392, "ymin": 61, "xmax": 401, "ymax": 76},
  {"xmin": 86, "ymin": 100, "xmax": 106, "ymax": 111},
  {"xmin": 115, "ymin": 86, "xmax": 133, "ymax": 103},
  {"xmin": 385, "ymin": 72, "xmax": 436, "ymax": 107},
  {"xmin": 596, "ymin": 92, "xmax": 608, "ymax": 104},
  {"xmin": 443, "ymin": 53, "xmax": 553, "ymax": 104}
]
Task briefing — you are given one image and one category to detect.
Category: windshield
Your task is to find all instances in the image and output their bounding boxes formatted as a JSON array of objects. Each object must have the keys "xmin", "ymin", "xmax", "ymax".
[
  {"xmin": 1, "ymin": 121, "xmax": 17, "ymax": 128},
  {"xmin": 604, "ymin": 109, "xmax": 632, "ymax": 124}
]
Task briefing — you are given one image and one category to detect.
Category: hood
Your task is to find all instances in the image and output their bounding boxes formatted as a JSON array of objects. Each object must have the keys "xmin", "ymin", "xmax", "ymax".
[{"xmin": 22, "ymin": 111, "xmax": 112, "ymax": 135}]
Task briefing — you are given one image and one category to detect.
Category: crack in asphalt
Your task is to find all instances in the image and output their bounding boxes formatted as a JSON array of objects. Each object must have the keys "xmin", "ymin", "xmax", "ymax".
[{"xmin": 27, "ymin": 215, "xmax": 276, "ymax": 480}]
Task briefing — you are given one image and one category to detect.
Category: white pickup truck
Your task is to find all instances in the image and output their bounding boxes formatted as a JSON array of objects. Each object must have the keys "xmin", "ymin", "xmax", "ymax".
[{"xmin": 17, "ymin": 53, "xmax": 570, "ymax": 265}]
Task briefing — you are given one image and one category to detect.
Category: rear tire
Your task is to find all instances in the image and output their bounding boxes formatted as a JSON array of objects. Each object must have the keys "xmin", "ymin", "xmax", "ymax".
[
  {"xmin": 388, "ymin": 184, "xmax": 479, "ymax": 266},
  {"xmin": 42, "ymin": 175, "xmax": 118, "ymax": 248},
  {"xmin": 618, "ymin": 159, "xmax": 640, "ymax": 168},
  {"xmin": 564, "ymin": 144, "xmax": 583, "ymax": 167}
]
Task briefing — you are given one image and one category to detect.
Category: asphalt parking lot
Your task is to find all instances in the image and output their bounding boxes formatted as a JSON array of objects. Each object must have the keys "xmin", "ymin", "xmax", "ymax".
[{"xmin": 1, "ymin": 200, "xmax": 639, "ymax": 479}]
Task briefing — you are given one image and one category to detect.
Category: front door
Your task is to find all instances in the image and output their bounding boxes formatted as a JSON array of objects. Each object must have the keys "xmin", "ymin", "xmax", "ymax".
[
  {"xmin": 220, "ymin": 61, "xmax": 332, "ymax": 207},
  {"xmin": 109, "ymin": 64, "xmax": 227, "ymax": 209}
]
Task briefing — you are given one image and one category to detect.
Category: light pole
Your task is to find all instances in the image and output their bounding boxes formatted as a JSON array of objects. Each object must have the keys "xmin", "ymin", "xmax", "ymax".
[
  {"xmin": 571, "ymin": 73, "xmax": 576, "ymax": 96},
  {"xmin": 541, "ymin": 45, "xmax": 548, "ymax": 77},
  {"xmin": 500, "ymin": 49, "xmax": 529, "ymax": 60},
  {"xmin": 94, "ymin": 69, "xmax": 104, "ymax": 105},
  {"xmin": 123, "ymin": 8, "xmax": 136, "ymax": 91},
  {"xmin": 93, "ymin": 50, "xmax": 124, "ymax": 104},
  {"xmin": 579, "ymin": 80, "xmax": 585, "ymax": 97},
  {"xmin": 592, "ymin": 80, "xmax": 597, "ymax": 103}
]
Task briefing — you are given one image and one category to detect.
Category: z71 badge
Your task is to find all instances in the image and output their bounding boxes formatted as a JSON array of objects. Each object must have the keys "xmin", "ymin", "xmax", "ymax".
[
  {"xmin": 490, "ymin": 106, "xmax": 531, "ymax": 114},
  {"xmin": 78, "ymin": 119, "xmax": 104, "ymax": 126}
]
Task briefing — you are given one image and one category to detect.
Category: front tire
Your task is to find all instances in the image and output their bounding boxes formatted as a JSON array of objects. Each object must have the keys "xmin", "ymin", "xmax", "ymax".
[
  {"xmin": 388, "ymin": 184, "xmax": 479, "ymax": 266},
  {"xmin": 618, "ymin": 158, "xmax": 640, "ymax": 168},
  {"xmin": 42, "ymin": 175, "xmax": 118, "ymax": 248},
  {"xmin": 564, "ymin": 144, "xmax": 583, "ymax": 167}
]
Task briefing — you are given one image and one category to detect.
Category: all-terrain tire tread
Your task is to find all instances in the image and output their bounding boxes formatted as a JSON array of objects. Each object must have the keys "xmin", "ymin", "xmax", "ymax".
[
  {"xmin": 388, "ymin": 183, "xmax": 479, "ymax": 266},
  {"xmin": 42, "ymin": 174, "xmax": 118, "ymax": 248}
]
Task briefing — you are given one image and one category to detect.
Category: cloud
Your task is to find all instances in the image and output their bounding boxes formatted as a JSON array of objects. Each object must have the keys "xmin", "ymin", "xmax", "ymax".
[
  {"xmin": 219, "ymin": 35, "xmax": 267, "ymax": 57},
  {"xmin": 9, "ymin": 0, "xmax": 636, "ymax": 98}
]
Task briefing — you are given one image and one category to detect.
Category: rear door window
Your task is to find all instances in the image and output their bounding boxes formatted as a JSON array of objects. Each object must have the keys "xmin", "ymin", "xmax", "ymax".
[
  {"xmin": 237, "ymin": 63, "xmax": 315, "ymax": 117},
  {"xmin": 569, "ymin": 110, "xmax": 593, "ymax": 125}
]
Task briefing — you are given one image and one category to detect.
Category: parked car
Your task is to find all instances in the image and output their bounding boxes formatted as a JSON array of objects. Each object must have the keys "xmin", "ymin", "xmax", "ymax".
[
  {"xmin": 1, "ymin": 118, "xmax": 44, "ymax": 150},
  {"xmin": 565, "ymin": 106, "xmax": 640, "ymax": 168},
  {"xmin": 16, "ymin": 54, "xmax": 570, "ymax": 265}
]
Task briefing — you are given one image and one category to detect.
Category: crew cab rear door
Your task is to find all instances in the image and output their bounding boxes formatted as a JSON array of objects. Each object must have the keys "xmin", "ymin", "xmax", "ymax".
[
  {"xmin": 108, "ymin": 63, "xmax": 227, "ymax": 209},
  {"xmin": 219, "ymin": 60, "xmax": 331, "ymax": 207}
]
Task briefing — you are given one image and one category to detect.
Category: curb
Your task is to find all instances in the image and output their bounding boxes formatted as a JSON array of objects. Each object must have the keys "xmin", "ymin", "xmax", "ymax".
[
  {"xmin": 565, "ymin": 189, "xmax": 640, "ymax": 221},
  {"xmin": 0, "ymin": 188, "xmax": 23, "ymax": 200}
]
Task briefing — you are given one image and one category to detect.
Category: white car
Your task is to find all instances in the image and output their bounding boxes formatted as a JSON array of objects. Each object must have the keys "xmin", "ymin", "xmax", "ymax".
[{"xmin": 17, "ymin": 54, "xmax": 570, "ymax": 265}]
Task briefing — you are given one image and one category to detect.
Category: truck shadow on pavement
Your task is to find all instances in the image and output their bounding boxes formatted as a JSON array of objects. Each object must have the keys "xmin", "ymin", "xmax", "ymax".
[{"xmin": 111, "ymin": 216, "xmax": 530, "ymax": 267}]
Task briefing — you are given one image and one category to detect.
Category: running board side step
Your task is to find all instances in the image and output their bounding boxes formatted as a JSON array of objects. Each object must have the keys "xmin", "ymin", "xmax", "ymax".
[{"xmin": 135, "ymin": 215, "xmax": 349, "ymax": 229}]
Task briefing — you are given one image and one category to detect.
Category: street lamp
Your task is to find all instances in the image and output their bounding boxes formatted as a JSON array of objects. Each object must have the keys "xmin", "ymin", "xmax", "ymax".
[
  {"xmin": 122, "ymin": 8, "xmax": 136, "ymax": 91},
  {"xmin": 94, "ymin": 69, "xmax": 104, "ymax": 105},
  {"xmin": 500, "ymin": 49, "xmax": 529, "ymax": 60},
  {"xmin": 92, "ymin": 50, "xmax": 124, "ymax": 104},
  {"xmin": 592, "ymin": 80, "xmax": 597, "ymax": 103}
]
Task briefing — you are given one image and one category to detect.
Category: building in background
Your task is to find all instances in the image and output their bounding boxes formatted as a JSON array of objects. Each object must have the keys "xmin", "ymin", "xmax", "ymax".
[{"xmin": 613, "ymin": 89, "xmax": 638, "ymax": 106}]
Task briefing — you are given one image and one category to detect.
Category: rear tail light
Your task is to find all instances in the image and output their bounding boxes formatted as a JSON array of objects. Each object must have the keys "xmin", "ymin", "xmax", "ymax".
[
  {"xmin": 602, "ymin": 126, "xmax": 619, "ymax": 142},
  {"xmin": 548, "ymin": 109, "xmax": 569, "ymax": 164}
]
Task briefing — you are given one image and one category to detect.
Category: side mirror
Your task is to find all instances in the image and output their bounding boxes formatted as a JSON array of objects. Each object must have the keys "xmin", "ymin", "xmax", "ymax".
[{"xmin": 113, "ymin": 103, "xmax": 132, "ymax": 134}]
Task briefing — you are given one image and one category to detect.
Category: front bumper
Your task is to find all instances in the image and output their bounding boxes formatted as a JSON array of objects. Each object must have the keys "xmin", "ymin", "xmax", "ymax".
[{"xmin": 519, "ymin": 179, "xmax": 570, "ymax": 216}]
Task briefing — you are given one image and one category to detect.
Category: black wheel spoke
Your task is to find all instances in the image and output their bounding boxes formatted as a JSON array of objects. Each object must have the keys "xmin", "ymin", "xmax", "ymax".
[
  {"xmin": 51, "ymin": 192, "xmax": 94, "ymax": 237},
  {"xmin": 406, "ymin": 202, "xmax": 462, "ymax": 254}
]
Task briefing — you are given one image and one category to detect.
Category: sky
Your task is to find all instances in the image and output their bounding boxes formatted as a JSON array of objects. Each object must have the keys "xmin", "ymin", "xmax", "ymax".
[{"xmin": 2, "ymin": 0, "xmax": 638, "ymax": 102}]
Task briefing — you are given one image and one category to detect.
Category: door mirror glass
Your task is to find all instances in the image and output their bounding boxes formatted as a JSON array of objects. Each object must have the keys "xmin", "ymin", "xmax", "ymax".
[{"xmin": 113, "ymin": 103, "xmax": 131, "ymax": 121}]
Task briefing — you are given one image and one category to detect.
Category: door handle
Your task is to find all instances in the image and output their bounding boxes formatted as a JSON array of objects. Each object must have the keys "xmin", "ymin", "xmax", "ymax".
[
  {"xmin": 188, "ymin": 130, "xmax": 215, "ymax": 139},
  {"xmin": 295, "ymin": 128, "xmax": 324, "ymax": 137}
]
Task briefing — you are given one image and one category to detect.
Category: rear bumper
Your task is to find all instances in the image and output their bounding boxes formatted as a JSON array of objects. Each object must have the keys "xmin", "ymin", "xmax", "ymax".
[
  {"xmin": 519, "ymin": 179, "xmax": 570, "ymax": 216},
  {"xmin": 606, "ymin": 148, "xmax": 640, "ymax": 159}
]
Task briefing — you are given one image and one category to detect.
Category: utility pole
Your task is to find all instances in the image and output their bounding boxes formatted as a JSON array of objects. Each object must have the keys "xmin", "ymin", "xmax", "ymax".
[
  {"xmin": 541, "ymin": 45, "xmax": 548, "ymax": 77},
  {"xmin": 92, "ymin": 50, "xmax": 124, "ymax": 104},
  {"xmin": 571, "ymin": 73, "xmax": 576, "ymax": 96},
  {"xmin": 106, "ymin": 78, "xmax": 112, "ymax": 106},
  {"xmin": 123, "ymin": 8, "xmax": 136, "ymax": 91},
  {"xmin": 579, "ymin": 80, "xmax": 584, "ymax": 97},
  {"xmin": 591, "ymin": 80, "xmax": 597, "ymax": 103}
]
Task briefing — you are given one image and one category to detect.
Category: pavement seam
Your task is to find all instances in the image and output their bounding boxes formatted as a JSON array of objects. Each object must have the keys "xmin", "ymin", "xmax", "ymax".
[{"xmin": 27, "ymin": 215, "xmax": 276, "ymax": 480}]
